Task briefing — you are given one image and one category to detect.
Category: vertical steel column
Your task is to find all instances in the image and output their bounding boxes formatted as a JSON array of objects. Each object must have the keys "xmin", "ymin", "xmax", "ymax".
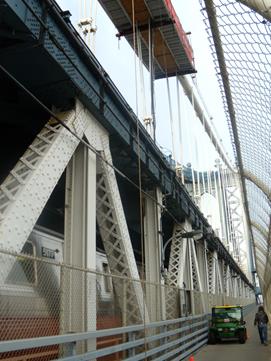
[
  {"xmin": 207, "ymin": 251, "xmax": 216, "ymax": 295},
  {"xmin": 166, "ymin": 222, "xmax": 189, "ymax": 318},
  {"xmin": 63, "ymin": 142, "xmax": 96, "ymax": 352},
  {"xmin": 190, "ymin": 239, "xmax": 205, "ymax": 313},
  {"xmin": 93, "ymin": 127, "xmax": 149, "ymax": 325},
  {"xmin": 216, "ymin": 256, "xmax": 223, "ymax": 295},
  {"xmin": 187, "ymin": 237, "xmax": 195, "ymax": 314},
  {"xmin": 197, "ymin": 242, "xmax": 208, "ymax": 292},
  {"xmin": 144, "ymin": 189, "xmax": 164, "ymax": 321},
  {"xmin": 149, "ymin": 19, "xmax": 156, "ymax": 141}
]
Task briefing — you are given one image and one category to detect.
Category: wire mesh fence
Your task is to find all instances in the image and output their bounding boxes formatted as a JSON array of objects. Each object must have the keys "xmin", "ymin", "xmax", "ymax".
[
  {"xmin": 199, "ymin": 0, "xmax": 271, "ymax": 293},
  {"xmin": 0, "ymin": 248, "xmax": 253, "ymax": 360}
]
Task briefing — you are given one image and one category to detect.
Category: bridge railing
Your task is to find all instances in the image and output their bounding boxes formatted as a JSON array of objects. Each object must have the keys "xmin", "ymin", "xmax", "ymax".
[
  {"xmin": 0, "ymin": 248, "xmax": 255, "ymax": 360},
  {"xmin": 0, "ymin": 314, "xmax": 208, "ymax": 361}
]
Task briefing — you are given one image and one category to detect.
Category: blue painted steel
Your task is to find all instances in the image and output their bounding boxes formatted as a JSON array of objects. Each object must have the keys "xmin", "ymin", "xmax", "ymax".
[{"xmin": 0, "ymin": 0, "xmax": 252, "ymax": 286}]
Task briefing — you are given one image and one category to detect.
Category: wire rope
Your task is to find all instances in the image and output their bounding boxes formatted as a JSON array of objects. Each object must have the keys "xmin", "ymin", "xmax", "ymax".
[
  {"xmin": 131, "ymin": 2, "xmax": 148, "ymax": 350},
  {"xmin": 176, "ymin": 76, "xmax": 184, "ymax": 184},
  {"xmin": 137, "ymin": 29, "xmax": 147, "ymax": 122},
  {"xmin": 166, "ymin": 77, "xmax": 176, "ymax": 162}
]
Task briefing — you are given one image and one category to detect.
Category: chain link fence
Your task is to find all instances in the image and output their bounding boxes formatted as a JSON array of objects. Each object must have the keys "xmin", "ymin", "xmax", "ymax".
[
  {"xmin": 0, "ymin": 248, "xmax": 253, "ymax": 360},
  {"xmin": 199, "ymin": 0, "xmax": 271, "ymax": 296}
]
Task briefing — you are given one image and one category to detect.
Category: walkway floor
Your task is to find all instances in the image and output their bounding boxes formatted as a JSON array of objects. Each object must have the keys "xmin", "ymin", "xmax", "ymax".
[{"xmin": 194, "ymin": 308, "xmax": 271, "ymax": 361}]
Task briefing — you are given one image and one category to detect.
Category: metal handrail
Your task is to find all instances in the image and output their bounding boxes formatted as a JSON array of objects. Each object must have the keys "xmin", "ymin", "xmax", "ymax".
[{"xmin": 0, "ymin": 314, "xmax": 208, "ymax": 360}]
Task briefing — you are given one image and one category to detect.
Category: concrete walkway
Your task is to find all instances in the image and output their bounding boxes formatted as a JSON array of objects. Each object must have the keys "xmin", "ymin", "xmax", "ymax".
[{"xmin": 194, "ymin": 308, "xmax": 271, "ymax": 361}]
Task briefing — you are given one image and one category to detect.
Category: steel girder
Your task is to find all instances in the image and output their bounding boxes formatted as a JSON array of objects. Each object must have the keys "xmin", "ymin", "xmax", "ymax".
[
  {"xmin": 63, "ymin": 144, "xmax": 97, "ymax": 348},
  {"xmin": 92, "ymin": 126, "xmax": 149, "ymax": 325},
  {"xmin": 0, "ymin": 101, "xmax": 88, "ymax": 254}
]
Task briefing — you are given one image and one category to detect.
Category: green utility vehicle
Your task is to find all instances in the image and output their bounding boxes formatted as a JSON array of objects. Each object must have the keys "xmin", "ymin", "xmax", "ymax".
[{"xmin": 208, "ymin": 305, "xmax": 247, "ymax": 344}]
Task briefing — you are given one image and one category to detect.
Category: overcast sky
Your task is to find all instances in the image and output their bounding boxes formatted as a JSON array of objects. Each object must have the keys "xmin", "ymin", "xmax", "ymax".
[{"xmin": 57, "ymin": 0, "xmax": 234, "ymax": 170}]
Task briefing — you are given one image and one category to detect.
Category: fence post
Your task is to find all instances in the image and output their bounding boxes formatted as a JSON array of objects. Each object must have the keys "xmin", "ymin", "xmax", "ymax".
[
  {"xmin": 127, "ymin": 331, "xmax": 136, "ymax": 357},
  {"xmin": 63, "ymin": 338, "xmax": 76, "ymax": 356},
  {"xmin": 59, "ymin": 264, "xmax": 65, "ymax": 358}
]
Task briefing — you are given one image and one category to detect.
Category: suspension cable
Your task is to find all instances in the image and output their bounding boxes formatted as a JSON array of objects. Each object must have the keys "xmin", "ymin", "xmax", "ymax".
[
  {"xmin": 137, "ymin": 29, "xmax": 147, "ymax": 121},
  {"xmin": 166, "ymin": 77, "xmax": 176, "ymax": 162},
  {"xmin": 176, "ymin": 76, "xmax": 184, "ymax": 184}
]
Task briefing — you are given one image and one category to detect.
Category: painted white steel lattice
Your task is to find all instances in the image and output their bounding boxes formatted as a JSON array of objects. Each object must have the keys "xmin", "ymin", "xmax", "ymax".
[
  {"xmin": 0, "ymin": 102, "xmax": 88, "ymax": 253},
  {"xmin": 95, "ymin": 134, "xmax": 149, "ymax": 325},
  {"xmin": 166, "ymin": 225, "xmax": 188, "ymax": 319}
]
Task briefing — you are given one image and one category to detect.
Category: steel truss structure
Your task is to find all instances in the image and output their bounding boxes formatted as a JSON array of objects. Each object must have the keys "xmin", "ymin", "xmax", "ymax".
[
  {"xmin": 0, "ymin": 0, "xmax": 256, "ymax": 357},
  {"xmin": 166, "ymin": 223, "xmax": 251, "ymax": 320}
]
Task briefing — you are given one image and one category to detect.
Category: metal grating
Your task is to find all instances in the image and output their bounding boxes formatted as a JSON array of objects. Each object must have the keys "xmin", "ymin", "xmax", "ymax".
[{"xmin": 200, "ymin": 0, "xmax": 271, "ymax": 302}]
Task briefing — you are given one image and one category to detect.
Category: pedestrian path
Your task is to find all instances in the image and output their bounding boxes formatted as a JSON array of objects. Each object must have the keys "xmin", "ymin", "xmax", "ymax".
[{"xmin": 194, "ymin": 308, "xmax": 271, "ymax": 361}]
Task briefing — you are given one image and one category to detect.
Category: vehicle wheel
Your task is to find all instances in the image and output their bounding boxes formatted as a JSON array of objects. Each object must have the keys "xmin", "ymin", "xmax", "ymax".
[
  {"xmin": 238, "ymin": 330, "xmax": 246, "ymax": 344},
  {"xmin": 208, "ymin": 331, "xmax": 217, "ymax": 344}
]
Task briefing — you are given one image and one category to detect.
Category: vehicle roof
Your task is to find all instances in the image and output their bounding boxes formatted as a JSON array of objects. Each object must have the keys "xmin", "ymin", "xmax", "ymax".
[{"xmin": 212, "ymin": 305, "xmax": 242, "ymax": 309}]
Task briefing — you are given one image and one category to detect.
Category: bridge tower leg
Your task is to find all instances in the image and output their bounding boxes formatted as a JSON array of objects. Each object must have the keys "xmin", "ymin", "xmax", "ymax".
[{"xmin": 63, "ymin": 143, "xmax": 96, "ymax": 352}]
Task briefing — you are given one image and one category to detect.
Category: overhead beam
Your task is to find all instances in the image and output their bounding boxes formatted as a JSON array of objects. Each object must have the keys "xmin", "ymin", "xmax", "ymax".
[
  {"xmin": 243, "ymin": 170, "xmax": 271, "ymax": 200},
  {"xmin": 237, "ymin": 0, "xmax": 271, "ymax": 22},
  {"xmin": 116, "ymin": 19, "xmax": 174, "ymax": 37}
]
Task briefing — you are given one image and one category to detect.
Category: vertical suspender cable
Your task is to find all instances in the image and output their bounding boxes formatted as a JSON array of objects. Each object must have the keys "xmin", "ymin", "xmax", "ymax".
[
  {"xmin": 218, "ymin": 163, "xmax": 230, "ymax": 250},
  {"xmin": 191, "ymin": 165, "xmax": 197, "ymax": 201},
  {"xmin": 213, "ymin": 167, "xmax": 223, "ymax": 240},
  {"xmin": 187, "ymin": 94, "xmax": 197, "ymax": 200},
  {"xmin": 137, "ymin": 30, "xmax": 147, "ymax": 121},
  {"xmin": 201, "ymin": 169, "xmax": 206, "ymax": 194},
  {"xmin": 176, "ymin": 77, "xmax": 184, "ymax": 184},
  {"xmin": 207, "ymin": 169, "xmax": 212, "ymax": 194},
  {"xmin": 149, "ymin": 19, "xmax": 156, "ymax": 141},
  {"xmin": 131, "ymin": 1, "xmax": 147, "ymax": 350},
  {"xmin": 92, "ymin": 0, "xmax": 98, "ymax": 52},
  {"xmin": 166, "ymin": 77, "xmax": 176, "ymax": 162},
  {"xmin": 191, "ymin": 90, "xmax": 201, "ymax": 199},
  {"xmin": 80, "ymin": 0, "xmax": 83, "ymax": 26}
]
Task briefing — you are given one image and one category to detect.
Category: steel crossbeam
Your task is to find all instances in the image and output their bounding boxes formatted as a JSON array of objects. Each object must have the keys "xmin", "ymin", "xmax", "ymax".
[{"xmin": 0, "ymin": 101, "xmax": 88, "ymax": 254}]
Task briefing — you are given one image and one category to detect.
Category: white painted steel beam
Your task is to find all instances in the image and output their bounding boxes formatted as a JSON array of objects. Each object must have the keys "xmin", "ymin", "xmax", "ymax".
[
  {"xmin": 0, "ymin": 101, "xmax": 89, "ymax": 253},
  {"xmin": 166, "ymin": 223, "xmax": 188, "ymax": 318},
  {"xmin": 190, "ymin": 239, "xmax": 205, "ymax": 312},
  {"xmin": 91, "ymin": 126, "xmax": 149, "ymax": 325},
  {"xmin": 63, "ymin": 144, "xmax": 96, "ymax": 352},
  {"xmin": 144, "ymin": 189, "xmax": 164, "ymax": 321},
  {"xmin": 237, "ymin": 0, "xmax": 271, "ymax": 22},
  {"xmin": 207, "ymin": 251, "xmax": 216, "ymax": 294}
]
